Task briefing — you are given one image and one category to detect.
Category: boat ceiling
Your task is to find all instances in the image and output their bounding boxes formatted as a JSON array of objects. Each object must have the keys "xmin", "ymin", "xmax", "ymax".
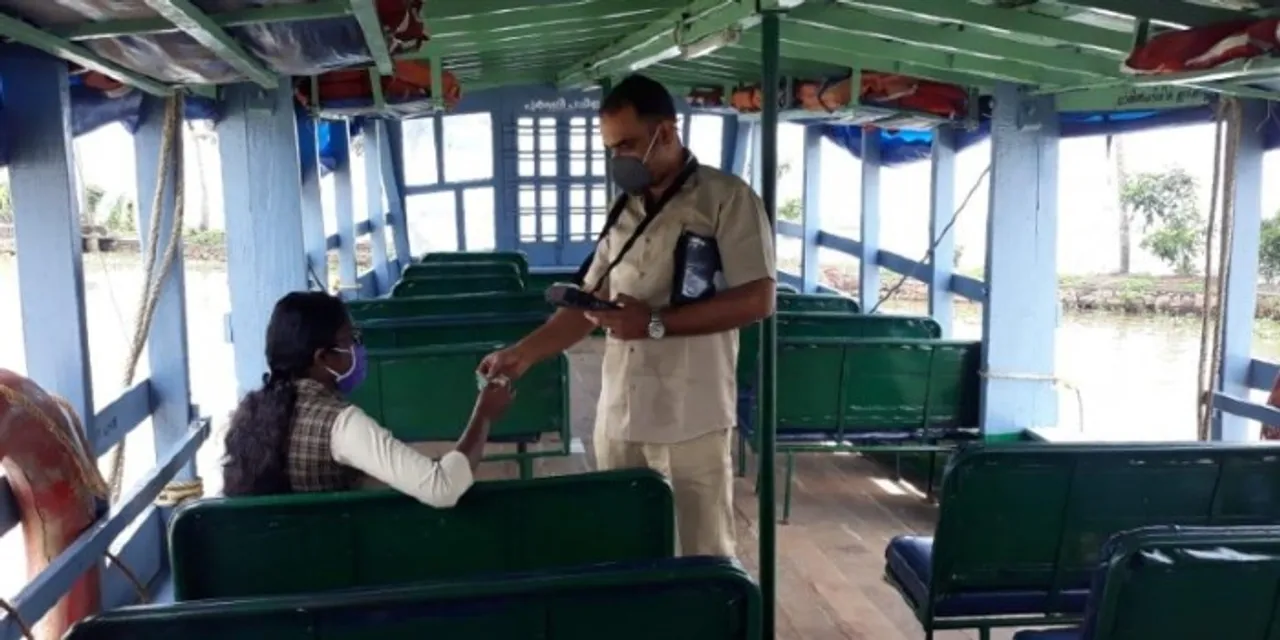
[{"xmin": 0, "ymin": 0, "xmax": 1275, "ymax": 103}]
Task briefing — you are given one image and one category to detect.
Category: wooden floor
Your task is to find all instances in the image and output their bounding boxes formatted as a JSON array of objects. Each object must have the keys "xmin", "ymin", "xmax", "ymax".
[{"xmin": 464, "ymin": 442, "xmax": 1032, "ymax": 640}]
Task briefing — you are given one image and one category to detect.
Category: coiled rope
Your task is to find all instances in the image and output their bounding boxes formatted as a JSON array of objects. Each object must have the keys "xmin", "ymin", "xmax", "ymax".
[{"xmin": 102, "ymin": 93, "xmax": 203, "ymax": 505}]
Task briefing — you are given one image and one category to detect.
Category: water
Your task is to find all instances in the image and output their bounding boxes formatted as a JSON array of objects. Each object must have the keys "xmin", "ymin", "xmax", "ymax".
[{"xmin": 3, "ymin": 255, "xmax": 1280, "ymax": 597}]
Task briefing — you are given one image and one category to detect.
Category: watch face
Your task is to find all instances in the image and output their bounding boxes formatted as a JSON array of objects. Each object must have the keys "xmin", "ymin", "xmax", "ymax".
[{"xmin": 648, "ymin": 318, "xmax": 665, "ymax": 339}]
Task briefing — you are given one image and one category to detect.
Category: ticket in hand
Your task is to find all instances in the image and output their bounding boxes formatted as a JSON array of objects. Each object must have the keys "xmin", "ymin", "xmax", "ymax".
[{"xmin": 476, "ymin": 372, "xmax": 510, "ymax": 390}]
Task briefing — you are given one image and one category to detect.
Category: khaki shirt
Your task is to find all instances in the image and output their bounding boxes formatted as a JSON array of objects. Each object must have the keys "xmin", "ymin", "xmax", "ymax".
[{"xmin": 583, "ymin": 160, "xmax": 776, "ymax": 444}]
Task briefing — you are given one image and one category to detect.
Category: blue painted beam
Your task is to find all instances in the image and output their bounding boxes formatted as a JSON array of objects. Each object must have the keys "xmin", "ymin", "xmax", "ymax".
[
  {"xmin": 361, "ymin": 120, "xmax": 392, "ymax": 292},
  {"xmin": 92, "ymin": 379, "xmax": 154, "ymax": 456},
  {"xmin": 1248, "ymin": 358, "xmax": 1278, "ymax": 392},
  {"xmin": 800, "ymin": 126, "xmax": 823, "ymax": 293},
  {"xmin": 298, "ymin": 116, "xmax": 329, "ymax": 286},
  {"xmin": 379, "ymin": 120, "xmax": 412, "ymax": 267},
  {"xmin": 1214, "ymin": 99, "xmax": 1267, "ymax": 442},
  {"xmin": 133, "ymin": 95, "xmax": 196, "ymax": 481},
  {"xmin": 1212, "ymin": 392, "xmax": 1280, "ymax": 427},
  {"xmin": 331, "ymin": 120, "xmax": 359, "ymax": 294},
  {"xmin": 876, "ymin": 249, "xmax": 923, "ymax": 282},
  {"xmin": 979, "ymin": 84, "xmax": 1060, "ymax": 437},
  {"xmin": 859, "ymin": 132, "xmax": 882, "ymax": 311},
  {"xmin": 0, "ymin": 49, "xmax": 96, "ymax": 431},
  {"xmin": 217, "ymin": 83, "xmax": 308, "ymax": 397},
  {"xmin": 950, "ymin": 274, "xmax": 988, "ymax": 303},
  {"xmin": 928, "ymin": 125, "xmax": 958, "ymax": 336},
  {"xmin": 0, "ymin": 418, "xmax": 208, "ymax": 640},
  {"xmin": 777, "ymin": 220, "xmax": 802, "ymax": 238}
]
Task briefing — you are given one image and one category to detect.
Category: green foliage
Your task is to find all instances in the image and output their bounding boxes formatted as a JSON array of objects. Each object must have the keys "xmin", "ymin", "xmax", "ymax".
[
  {"xmin": 104, "ymin": 194, "xmax": 136, "ymax": 233},
  {"xmin": 778, "ymin": 197, "xmax": 801, "ymax": 222},
  {"xmin": 1260, "ymin": 213, "xmax": 1280, "ymax": 284},
  {"xmin": 1121, "ymin": 168, "xmax": 1203, "ymax": 276}
]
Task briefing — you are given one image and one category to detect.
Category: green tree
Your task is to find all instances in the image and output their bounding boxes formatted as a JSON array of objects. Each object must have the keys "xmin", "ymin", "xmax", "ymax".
[
  {"xmin": 81, "ymin": 184, "xmax": 107, "ymax": 225},
  {"xmin": 104, "ymin": 194, "xmax": 136, "ymax": 233},
  {"xmin": 778, "ymin": 198, "xmax": 802, "ymax": 222},
  {"xmin": 1259, "ymin": 213, "xmax": 1280, "ymax": 284},
  {"xmin": 1120, "ymin": 168, "xmax": 1203, "ymax": 276}
]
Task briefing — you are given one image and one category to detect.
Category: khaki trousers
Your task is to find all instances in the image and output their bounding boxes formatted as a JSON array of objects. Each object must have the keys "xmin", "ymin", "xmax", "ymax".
[{"xmin": 593, "ymin": 426, "xmax": 736, "ymax": 557}]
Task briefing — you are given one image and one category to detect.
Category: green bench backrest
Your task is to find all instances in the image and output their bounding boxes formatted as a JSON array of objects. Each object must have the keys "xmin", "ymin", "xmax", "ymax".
[
  {"xmin": 1088, "ymin": 526, "xmax": 1280, "ymax": 640},
  {"xmin": 776, "ymin": 338, "xmax": 980, "ymax": 433},
  {"xmin": 70, "ymin": 558, "xmax": 759, "ymax": 640},
  {"xmin": 776, "ymin": 292, "xmax": 860, "ymax": 313},
  {"xmin": 421, "ymin": 250, "xmax": 529, "ymax": 276},
  {"xmin": 933, "ymin": 443, "xmax": 1280, "ymax": 606},
  {"xmin": 348, "ymin": 292, "xmax": 550, "ymax": 322},
  {"xmin": 391, "ymin": 274, "xmax": 524, "ymax": 298},
  {"xmin": 168, "ymin": 470, "xmax": 676, "ymax": 600},
  {"xmin": 348, "ymin": 342, "xmax": 566, "ymax": 442},
  {"xmin": 739, "ymin": 313, "xmax": 940, "ymax": 379},
  {"xmin": 401, "ymin": 261, "xmax": 523, "ymax": 282},
  {"xmin": 359, "ymin": 316, "xmax": 546, "ymax": 349}
]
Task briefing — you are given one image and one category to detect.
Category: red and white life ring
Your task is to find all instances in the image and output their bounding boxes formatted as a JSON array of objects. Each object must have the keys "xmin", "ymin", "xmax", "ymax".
[{"xmin": 0, "ymin": 369, "xmax": 106, "ymax": 640}]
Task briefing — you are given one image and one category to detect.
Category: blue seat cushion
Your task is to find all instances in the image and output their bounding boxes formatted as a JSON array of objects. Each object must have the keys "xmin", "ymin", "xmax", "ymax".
[
  {"xmin": 1012, "ymin": 630, "xmax": 1083, "ymax": 640},
  {"xmin": 884, "ymin": 536, "xmax": 1091, "ymax": 619}
]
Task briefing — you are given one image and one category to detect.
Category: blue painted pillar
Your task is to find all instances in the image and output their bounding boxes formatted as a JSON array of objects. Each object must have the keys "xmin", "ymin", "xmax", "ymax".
[
  {"xmin": 331, "ymin": 121, "xmax": 358, "ymax": 292},
  {"xmin": 297, "ymin": 116, "xmax": 328, "ymax": 287},
  {"xmin": 730, "ymin": 118, "xmax": 750, "ymax": 179},
  {"xmin": 719, "ymin": 115, "xmax": 739, "ymax": 173},
  {"xmin": 859, "ymin": 131, "xmax": 882, "ymax": 311},
  {"xmin": 979, "ymin": 84, "xmax": 1059, "ymax": 437},
  {"xmin": 928, "ymin": 125, "xmax": 958, "ymax": 336},
  {"xmin": 361, "ymin": 121, "xmax": 392, "ymax": 292},
  {"xmin": 0, "ymin": 50, "xmax": 95, "ymax": 430},
  {"xmin": 800, "ymin": 126, "xmax": 822, "ymax": 292},
  {"xmin": 379, "ymin": 120, "xmax": 412, "ymax": 270},
  {"xmin": 1215, "ymin": 100, "xmax": 1267, "ymax": 441},
  {"xmin": 133, "ymin": 95, "xmax": 195, "ymax": 477},
  {"xmin": 217, "ymin": 83, "xmax": 308, "ymax": 396},
  {"xmin": 750, "ymin": 122, "xmax": 764, "ymax": 189}
]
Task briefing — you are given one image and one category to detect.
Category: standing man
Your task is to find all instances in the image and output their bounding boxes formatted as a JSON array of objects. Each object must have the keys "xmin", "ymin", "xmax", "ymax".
[{"xmin": 478, "ymin": 74, "xmax": 775, "ymax": 557}]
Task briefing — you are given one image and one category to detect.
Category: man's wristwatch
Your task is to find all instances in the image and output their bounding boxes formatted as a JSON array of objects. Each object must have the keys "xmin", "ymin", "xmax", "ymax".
[{"xmin": 647, "ymin": 311, "xmax": 666, "ymax": 340}]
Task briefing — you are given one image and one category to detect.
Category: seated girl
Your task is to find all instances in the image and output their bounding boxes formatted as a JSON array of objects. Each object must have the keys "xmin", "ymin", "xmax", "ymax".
[{"xmin": 222, "ymin": 291, "xmax": 512, "ymax": 507}]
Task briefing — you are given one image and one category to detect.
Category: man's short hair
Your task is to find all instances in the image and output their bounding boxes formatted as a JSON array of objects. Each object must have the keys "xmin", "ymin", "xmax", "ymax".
[{"xmin": 600, "ymin": 74, "xmax": 676, "ymax": 122}]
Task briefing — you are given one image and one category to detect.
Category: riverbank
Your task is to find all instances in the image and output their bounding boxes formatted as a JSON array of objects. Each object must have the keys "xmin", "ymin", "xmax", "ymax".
[
  {"xmin": 3, "ymin": 231, "xmax": 1277, "ymax": 320},
  {"xmin": 818, "ymin": 266, "xmax": 1280, "ymax": 321}
]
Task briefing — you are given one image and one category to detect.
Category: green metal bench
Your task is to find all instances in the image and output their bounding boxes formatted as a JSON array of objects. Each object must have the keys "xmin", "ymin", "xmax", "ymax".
[
  {"xmin": 349, "ymin": 291, "xmax": 550, "ymax": 322},
  {"xmin": 391, "ymin": 273, "xmax": 525, "ymax": 298},
  {"xmin": 359, "ymin": 315, "xmax": 545, "ymax": 348},
  {"xmin": 68, "ymin": 557, "xmax": 759, "ymax": 640},
  {"xmin": 776, "ymin": 291, "xmax": 860, "ymax": 313},
  {"xmin": 750, "ymin": 337, "xmax": 980, "ymax": 522},
  {"xmin": 168, "ymin": 469, "xmax": 675, "ymax": 600},
  {"xmin": 401, "ymin": 261, "xmax": 523, "ymax": 282},
  {"xmin": 420, "ymin": 249, "xmax": 530, "ymax": 276},
  {"xmin": 1014, "ymin": 525, "xmax": 1280, "ymax": 640},
  {"xmin": 348, "ymin": 342, "xmax": 568, "ymax": 477},
  {"xmin": 884, "ymin": 443, "xmax": 1280, "ymax": 639}
]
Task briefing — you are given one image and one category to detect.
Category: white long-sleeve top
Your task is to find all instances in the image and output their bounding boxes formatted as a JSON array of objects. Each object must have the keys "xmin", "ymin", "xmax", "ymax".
[{"xmin": 329, "ymin": 405, "xmax": 474, "ymax": 508}]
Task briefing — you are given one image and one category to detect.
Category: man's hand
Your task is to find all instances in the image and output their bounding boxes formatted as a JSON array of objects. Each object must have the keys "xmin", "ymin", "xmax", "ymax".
[
  {"xmin": 586, "ymin": 294, "xmax": 651, "ymax": 340},
  {"xmin": 477, "ymin": 346, "xmax": 533, "ymax": 381}
]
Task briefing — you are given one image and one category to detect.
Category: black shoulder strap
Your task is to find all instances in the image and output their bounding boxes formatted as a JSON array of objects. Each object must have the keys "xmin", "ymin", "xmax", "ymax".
[
  {"xmin": 571, "ymin": 194, "xmax": 629, "ymax": 286},
  {"xmin": 578, "ymin": 157, "xmax": 700, "ymax": 294}
]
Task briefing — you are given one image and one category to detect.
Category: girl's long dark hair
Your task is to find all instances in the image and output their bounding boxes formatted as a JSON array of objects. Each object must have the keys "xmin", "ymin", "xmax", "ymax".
[{"xmin": 222, "ymin": 291, "xmax": 349, "ymax": 496}]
